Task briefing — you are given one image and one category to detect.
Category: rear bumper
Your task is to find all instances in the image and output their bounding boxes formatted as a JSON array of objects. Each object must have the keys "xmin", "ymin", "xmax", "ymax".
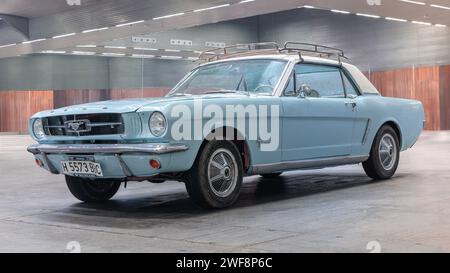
[{"xmin": 27, "ymin": 143, "xmax": 188, "ymax": 155}]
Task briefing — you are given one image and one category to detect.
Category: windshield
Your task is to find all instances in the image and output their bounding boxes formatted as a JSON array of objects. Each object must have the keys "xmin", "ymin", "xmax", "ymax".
[{"xmin": 168, "ymin": 59, "xmax": 287, "ymax": 96}]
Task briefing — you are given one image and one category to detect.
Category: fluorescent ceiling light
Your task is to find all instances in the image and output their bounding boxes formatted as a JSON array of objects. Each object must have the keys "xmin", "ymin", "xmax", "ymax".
[
  {"xmin": 430, "ymin": 4, "xmax": 450, "ymax": 10},
  {"xmin": 399, "ymin": 0, "xmax": 426, "ymax": 5},
  {"xmin": 72, "ymin": 51, "xmax": 96, "ymax": 55},
  {"xmin": 160, "ymin": 55, "xmax": 183, "ymax": 59},
  {"xmin": 152, "ymin": 12, "xmax": 185, "ymax": 20},
  {"xmin": 412, "ymin": 20, "xmax": 432, "ymax": 26},
  {"xmin": 239, "ymin": 0, "xmax": 255, "ymax": 3},
  {"xmin": 77, "ymin": 45, "xmax": 97, "ymax": 48},
  {"xmin": 385, "ymin": 17, "xmax": 408, "ymax": 22},
  {"xmin": 41, "ymin": 50, "xmax": 66, "ymax": 54},
  {"xmin": 301, "ymin": 5, "xmax": 315, "ymax": 9},
  {"xmin": 0, "ymin": 43, "xmax": 17, "ymax": 48},
  {"xmin": 22, "ymin": 38, "xmax": 46, "ymax": 44},
  {"xmin": 115, "ymin": 20, "xmax": 145, "ymax": 27},
  {"xmin": 356, "ymin": 13, "xmax": 381, "ymax": 18},
  {"xmin": 165, "ymin": 49, "xmax": 181, "ymax": 52},
  {"xmin": 187, "ymin": 57, "xmax": 199, "ymax": 61},
  {"xmin": 435, "ymin": 24, "xmax": 447, "ymax": 27},
  {"xmin": 331, "ymin": 9, "xmax": 350, "ymax": 14},
  {"xmin": 82, "ymin": 27, "xmax": 109, "ymax": 33},
  {"xmin": 132, "ymin": 54, "xmax": 155, "ymax": 58},
  {"xmin": 102, "ymin": 53, "xmax": 126, "ymax": 56},
  {"xmin": 193, "ymin": 4, "xmax": 230, "ymax": 12},
  {"xmin": 52, "ymin": 33, "xmax": 76, "ymax": 39},
  {"xmin": 104, "ymin": 46, "xmax": 127, "ymax": 49}
]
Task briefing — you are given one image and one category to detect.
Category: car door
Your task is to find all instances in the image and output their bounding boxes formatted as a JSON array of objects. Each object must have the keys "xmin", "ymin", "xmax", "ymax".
[{"xmin": 281, "ymin": 63, "xmax": 357, "ymax": 161}]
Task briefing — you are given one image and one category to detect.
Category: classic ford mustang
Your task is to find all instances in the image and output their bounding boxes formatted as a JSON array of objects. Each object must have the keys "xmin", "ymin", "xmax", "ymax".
[{"xmin": 27, "ymin": 43, "xmax": 424, "ymax": 208}]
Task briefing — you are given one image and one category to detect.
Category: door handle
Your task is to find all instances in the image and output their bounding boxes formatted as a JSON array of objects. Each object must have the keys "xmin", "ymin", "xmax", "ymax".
[{"xmin": 345, "ymin": 102, "xmax": 357, "ymax": 110}]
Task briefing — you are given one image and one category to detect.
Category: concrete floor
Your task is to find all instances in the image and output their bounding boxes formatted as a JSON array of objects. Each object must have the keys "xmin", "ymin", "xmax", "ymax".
[{"xmin": 0, "ymin": 132, "xmax": 449, "ymax": 253}]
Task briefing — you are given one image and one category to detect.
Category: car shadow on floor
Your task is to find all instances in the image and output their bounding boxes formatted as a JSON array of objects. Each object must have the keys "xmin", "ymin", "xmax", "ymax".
[{"xmin": 41, "ymin": 171, "xmax": 410, "ymax": 229}]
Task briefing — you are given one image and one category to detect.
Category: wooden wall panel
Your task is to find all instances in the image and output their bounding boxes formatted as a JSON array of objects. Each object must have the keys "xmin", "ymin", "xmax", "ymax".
[
  {"xmin": 0, "ymin": 91, "xmax": 53, "ymax": 133},
  {"xmin": 109, "ymin": 88, "xmax": 170, "ymax": 100},
  {"xmin": 413, "ymin": 66, "xmax": 440, "ymax": 131},
  {"xmin": 440, "ymin": 65, "xmax": 450, "ymax": 130},
  {"xmin": 369, "ymin": 66, "xmax": 441, "ymax": 131},
  {"xmin": 53, "ymin": 89, "xmax": 109, "ymax": 108},
  {"xmin": 369, "ymin": 68, "xmax": 414, "ymax": 99}
]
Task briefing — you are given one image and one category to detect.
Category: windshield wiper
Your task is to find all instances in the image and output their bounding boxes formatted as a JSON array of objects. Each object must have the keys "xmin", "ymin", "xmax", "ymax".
[{"xmin": 204, "ymin": 90, "xmax": 238, "ymax": 94}]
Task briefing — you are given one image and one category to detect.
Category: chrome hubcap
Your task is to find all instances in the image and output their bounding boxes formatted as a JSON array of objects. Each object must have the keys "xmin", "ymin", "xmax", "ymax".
[
  {"xmin": 379, "ymin": 134, "xmax": 397, "ymax": 171},
  {"xmin": 207, "ymin": 148, "xmax": 238, "ymax": 198}
]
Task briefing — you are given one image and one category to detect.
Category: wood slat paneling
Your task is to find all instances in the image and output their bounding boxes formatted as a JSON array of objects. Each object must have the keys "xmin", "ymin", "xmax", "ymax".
[
  {"xmin": 53, "ymin": 89, "xmax": 109, "ymax": 108},
  {"xmin": 109, "ymin": 88, "xmax": 170, "ymax": 100},
  {"xmin": 0, "ymin": 91, "xmax": 53, "ymax": 133},
  {"xmin": 440, "ymin": 65, "xmax": 450, "ymax": 130},
  {"xmin": 414, "ymin": 66, "xmax": 440, "ymax": 131},
  {"xmin": 369, "ymin": 66, "xmax": 441, "ymax": 130},
  {"xmin": 369, "ymin": 68, "xmax": 414, "ymax": 99}
]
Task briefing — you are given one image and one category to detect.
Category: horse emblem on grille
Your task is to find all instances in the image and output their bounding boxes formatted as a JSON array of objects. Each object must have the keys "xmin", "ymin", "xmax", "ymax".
[{"xmin": 65, "ymin": 120, "xmax": 91, "ymax": 133}]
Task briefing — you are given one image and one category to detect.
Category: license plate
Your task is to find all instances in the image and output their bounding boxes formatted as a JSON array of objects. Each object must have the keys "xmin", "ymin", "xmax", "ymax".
[{"xmin": 61, "ymin": 161, "xmax": 103, "ymax": 177}]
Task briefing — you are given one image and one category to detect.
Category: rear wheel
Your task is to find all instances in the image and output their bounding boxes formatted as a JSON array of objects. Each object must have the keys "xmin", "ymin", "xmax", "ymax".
[
  {"xmin": 185, "ymin": 141, "xmax": 243, "ymax": 209},
  {"xmin": 65, "ymin": 176, "xmax": 121, "ymax": 203},
  {"xmin": 363, "ymin": 125, "xmax": 400, "ymax": 180}
]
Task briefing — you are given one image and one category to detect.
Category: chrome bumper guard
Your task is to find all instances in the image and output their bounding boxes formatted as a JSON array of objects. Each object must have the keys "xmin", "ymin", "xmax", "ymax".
[{"xmin": 27, "ymin": 143, "xmax": 189, "ymax": 155}]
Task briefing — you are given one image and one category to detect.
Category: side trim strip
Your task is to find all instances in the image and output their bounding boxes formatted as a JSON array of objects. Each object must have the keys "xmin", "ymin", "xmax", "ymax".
[
  {"xmin": 362, "ymin": 119, "xmax": 372, "ymax": 145},
  {"xmin": 249, "ymin": 155, "xmax": 369, "ymax": 174}
]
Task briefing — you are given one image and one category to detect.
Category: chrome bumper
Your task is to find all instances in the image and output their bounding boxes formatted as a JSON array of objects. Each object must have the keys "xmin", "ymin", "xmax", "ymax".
[{"xmin": 27, "ymin": 143, "xmax": 189, "ymax": 155}]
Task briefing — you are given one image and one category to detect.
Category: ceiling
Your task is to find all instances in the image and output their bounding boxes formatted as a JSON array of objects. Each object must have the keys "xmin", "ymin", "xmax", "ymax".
[
  {"xmin": 0, "ymin": 0, "xmax": 100, "ymax": 18},
  {"xmin": 0, "ymin": 0, "xmax": 448, "ymax": 59}
]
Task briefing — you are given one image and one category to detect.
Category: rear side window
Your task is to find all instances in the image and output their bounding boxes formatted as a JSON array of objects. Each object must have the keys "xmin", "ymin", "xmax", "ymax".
[
  {"xmin": 295, "ymin": 64, "xmax": 345, "ymax": 98},
  {"xmin": 343, "ymin": 63, "xmax": 379, "ymax": 94}
]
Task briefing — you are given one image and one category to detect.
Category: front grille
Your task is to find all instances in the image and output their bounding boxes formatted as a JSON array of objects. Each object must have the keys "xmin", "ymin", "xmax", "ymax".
[{"xmin": 44, "ymin": 114, "xmax": 124, "ymax": 136}]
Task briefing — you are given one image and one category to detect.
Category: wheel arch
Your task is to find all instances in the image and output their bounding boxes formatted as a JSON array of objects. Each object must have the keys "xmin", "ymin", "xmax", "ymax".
[
  {"xmin": 373, "ymin": 120, "xmax": 403, "ymax": 149},
  {"xmin": 196, "ymin": 126, "xmax": 252, "ymax": 173}
]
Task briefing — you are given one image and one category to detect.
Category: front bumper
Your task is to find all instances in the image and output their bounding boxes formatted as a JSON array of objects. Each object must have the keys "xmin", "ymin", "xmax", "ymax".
[
  {"xmin": 27, "ymin": 143, "xmax": 188, "ymax": 155},
  {"xmin": 27, "ymin": 143, "xmax": 189, "ymax": 178}
]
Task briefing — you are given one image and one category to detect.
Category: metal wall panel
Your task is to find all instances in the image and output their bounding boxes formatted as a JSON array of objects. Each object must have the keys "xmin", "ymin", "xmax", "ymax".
[{"xmin": 258, "ymin": 8, "xmax": 450, "ymax": 71}]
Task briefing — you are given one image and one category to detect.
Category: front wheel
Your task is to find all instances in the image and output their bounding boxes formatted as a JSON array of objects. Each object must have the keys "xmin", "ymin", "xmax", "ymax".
[
  {"xmin": 185, "ymin": 141, "xmax": 243, "ymax": 209},
  {"xmin": 363, "ymin": 125, "xmax": 400, "ymax": 180},
  {"xmin": 65, "ymin": 176, "xmax": 121, "ymax": 203}
]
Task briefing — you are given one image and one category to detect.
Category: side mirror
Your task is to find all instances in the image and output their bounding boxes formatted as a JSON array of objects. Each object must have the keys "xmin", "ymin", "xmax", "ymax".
[{"xmin": 298, "ymin": 84, "xmax": 312, "ymax": 98}]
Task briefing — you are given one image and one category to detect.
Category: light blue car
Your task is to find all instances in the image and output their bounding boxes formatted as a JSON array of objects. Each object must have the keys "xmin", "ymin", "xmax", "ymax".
[{"xmin": 27, "ymin": 43, "xmax": 424, "ymax": 208}]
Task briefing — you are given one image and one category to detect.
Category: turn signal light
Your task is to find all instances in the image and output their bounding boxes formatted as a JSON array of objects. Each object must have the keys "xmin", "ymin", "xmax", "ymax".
[
  {"xmin": 35, "ymin": 159, "xmax": 44, "ymax": 168},
  {"xmin": 150, "ymin": 159, "xmax": 161, "ymax": 169}
]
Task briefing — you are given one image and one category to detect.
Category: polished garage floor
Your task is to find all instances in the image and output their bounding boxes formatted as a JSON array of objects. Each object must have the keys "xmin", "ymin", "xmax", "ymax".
[{"xmin": 0, "ymin": 132, "xmax": 449, "ymax": 253}]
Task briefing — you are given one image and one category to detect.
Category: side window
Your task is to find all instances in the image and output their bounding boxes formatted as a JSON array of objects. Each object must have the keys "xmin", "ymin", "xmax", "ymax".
[
  {"xmin": 283, "ymin": 73, "xmax": 296, "ymax": 96},
  {"xmin": 342, "ymin": 71, "xmax": 359, "ymax": 97},
  {"xmin": 295, "ymin": 64, "xmax": 345, "ymax": 98}
]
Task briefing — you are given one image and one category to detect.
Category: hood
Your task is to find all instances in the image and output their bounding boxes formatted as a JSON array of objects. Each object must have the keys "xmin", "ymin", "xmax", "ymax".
[{"xmin": 32, "ymin": 94, "xmax": 261, "ymax": 118}]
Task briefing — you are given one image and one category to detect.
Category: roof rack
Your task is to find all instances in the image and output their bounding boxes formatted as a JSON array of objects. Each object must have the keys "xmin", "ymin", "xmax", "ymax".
[
  {"xmin": 198, "ymin": 42, "xmax": 280, "ymax": 62},
  {"xmin": 197, "ymin": 41, "xmax": 349, "ymax": 65},
  {"xmin": 281, "ymin": 42, "xmax": 348, "ymax": 64}
]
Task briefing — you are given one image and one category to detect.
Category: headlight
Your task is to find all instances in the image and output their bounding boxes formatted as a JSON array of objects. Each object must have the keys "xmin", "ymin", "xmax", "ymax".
[
  {"xmin": 32, "ymin": 119, "xmax": 46, "ymax": 139},
  {"xmin": 149, "ymin": 112, "xmax": 167, "ymax": 137}
]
